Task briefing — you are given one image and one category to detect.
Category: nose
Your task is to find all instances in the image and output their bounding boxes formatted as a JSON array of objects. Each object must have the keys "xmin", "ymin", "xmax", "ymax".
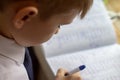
[{"xmin": 54, "ymin": 25, "xmax": 60, "ymax": 34}]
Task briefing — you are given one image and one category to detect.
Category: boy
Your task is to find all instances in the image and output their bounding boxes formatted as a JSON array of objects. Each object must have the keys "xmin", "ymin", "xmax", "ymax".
[{"xmin": 0, "ymin": 0, "xmax": 93, "ymax": 80}]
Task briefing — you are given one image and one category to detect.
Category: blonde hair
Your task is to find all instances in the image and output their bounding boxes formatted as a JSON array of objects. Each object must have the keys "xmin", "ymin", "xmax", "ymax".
[{"xmin": 0, "ymin": 0, "xmax": 93, "ymax": 20}]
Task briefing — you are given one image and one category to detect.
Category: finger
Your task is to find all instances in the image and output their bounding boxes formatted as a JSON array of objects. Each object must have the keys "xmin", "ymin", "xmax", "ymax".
[
  {"xmin": 56, "ymin": 68, "xmax": 68, "ymax": 77},
  {"xmin": 72, "ymin": 72, "xmax": 80, "ymax": 76},
  {"xmin": 55, "ymin": 68, "xmax": 69, "ymax": 80},
  {"xmin": 64, "ymin": 72, "xmax": 81, "ymax": 80},
  {"xmin": 65, "ymin": 75, "xmax": 81, "ymax": 80}
]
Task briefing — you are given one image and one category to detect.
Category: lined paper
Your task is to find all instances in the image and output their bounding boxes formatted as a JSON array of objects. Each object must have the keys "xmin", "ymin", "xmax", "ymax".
[{"xmin": 47, "ymin": 44, "xmax": 120, "ymax": 80}]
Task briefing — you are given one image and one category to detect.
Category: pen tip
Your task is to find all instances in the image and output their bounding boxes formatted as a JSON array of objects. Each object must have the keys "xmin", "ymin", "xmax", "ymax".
[{"xmin": 79, "ymin": 65, "xmax": 86, "ymax": 70}]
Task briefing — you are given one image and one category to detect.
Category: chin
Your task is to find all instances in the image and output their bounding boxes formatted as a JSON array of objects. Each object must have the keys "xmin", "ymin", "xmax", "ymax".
[
  {"xmin": 18, "ymin": 42, "xmax": 40, "ymax": 47},
  {"xmin": 17, "ymin": 39, "xmax": 50, "ymax": 47},
  {"xmin": 14, "ymin": 35, "xmax": 53, "ymax": 47}
]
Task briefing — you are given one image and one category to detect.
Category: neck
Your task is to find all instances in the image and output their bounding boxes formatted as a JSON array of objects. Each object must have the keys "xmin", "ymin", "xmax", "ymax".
[{"xmin": 0, "ymin": 26, "xmax": 13, "ymax": 39}]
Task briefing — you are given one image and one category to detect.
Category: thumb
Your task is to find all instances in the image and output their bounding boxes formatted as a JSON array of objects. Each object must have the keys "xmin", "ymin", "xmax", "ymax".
[
  {"xmin": 55, "ymin": 68, "xmax": 68, "ymax": 80},
  {"xmin": 65, "ymin": 74, "xmax": 81, "ymax": 80}
]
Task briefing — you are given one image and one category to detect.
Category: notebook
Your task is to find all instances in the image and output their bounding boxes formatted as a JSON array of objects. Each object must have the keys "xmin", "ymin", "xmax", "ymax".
[{"xmin": 41, "ymin": 0, "xmax": 120, "ymax": 79}]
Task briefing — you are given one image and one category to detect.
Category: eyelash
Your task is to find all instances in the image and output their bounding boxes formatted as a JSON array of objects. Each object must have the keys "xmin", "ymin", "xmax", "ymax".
[{"xmin": 58, "ymin": 25, "xmax": 61, "ymax": 28}]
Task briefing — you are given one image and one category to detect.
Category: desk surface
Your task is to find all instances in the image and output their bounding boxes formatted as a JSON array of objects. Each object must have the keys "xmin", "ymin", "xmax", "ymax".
[{"xmin": 105, "ymin": 0, "xmax": 120, "ymax": 43}]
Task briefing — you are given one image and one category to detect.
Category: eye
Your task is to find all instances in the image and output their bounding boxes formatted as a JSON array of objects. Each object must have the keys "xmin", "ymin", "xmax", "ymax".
[{"xmin": 58, "ymin": 25, "xmax": 61, "ymax": 28}]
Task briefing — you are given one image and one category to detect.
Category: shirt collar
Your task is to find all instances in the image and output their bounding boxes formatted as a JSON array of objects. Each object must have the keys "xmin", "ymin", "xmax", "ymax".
[{"xmin": 0, "ymin": 35, "xmax": 25, "ymax": 64}]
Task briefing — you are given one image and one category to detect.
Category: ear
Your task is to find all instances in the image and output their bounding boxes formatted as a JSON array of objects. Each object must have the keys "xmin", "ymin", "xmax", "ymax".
[{"xmin": 13, "ymin": 6, "xmax": 38, "ymax": 29}]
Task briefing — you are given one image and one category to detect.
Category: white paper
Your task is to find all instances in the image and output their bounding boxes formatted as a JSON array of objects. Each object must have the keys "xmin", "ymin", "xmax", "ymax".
[{"xmin": 47, "ymin": 44, "xmax": 120, "ymax": 80}]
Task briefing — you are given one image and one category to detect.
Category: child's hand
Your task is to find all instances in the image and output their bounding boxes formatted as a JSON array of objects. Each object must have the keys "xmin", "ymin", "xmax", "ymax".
[{"xmin": 55, "ymin": 68, "xmax": 81, "ymax": 80}]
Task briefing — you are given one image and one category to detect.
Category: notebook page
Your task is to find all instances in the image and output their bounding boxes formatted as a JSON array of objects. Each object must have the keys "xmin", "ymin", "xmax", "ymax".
[
  {"xmin": 42, "ymin": 0, "xmax": 117, "ymax": 57},
  {"xmin": 47, "ymin": 44, "xmax": 120, "ymax": 80}
]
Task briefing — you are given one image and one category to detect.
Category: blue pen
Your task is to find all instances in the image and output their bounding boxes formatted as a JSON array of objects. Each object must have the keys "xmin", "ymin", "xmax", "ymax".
[{"xmin": 69, "ymin": 65, "xmax": 86, "ymax": 75}]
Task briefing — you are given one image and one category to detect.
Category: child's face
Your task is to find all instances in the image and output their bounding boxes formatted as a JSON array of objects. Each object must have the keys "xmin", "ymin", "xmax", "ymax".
[{"xmin": 12, "ymin": 10, "xmax": 78, "ymax": 46}]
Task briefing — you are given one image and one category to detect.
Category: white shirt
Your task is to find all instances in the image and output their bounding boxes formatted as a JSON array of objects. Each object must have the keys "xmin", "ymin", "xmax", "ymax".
[{"xmin": 0, "ymin": 35, "xmax": 29, "ymax": 80}]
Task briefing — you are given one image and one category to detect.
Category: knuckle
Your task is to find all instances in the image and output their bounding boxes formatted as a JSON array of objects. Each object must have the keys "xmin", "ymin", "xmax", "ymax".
[{"xmin": 58, "ymin": 68, "xmax": 63, "ymax": 73}]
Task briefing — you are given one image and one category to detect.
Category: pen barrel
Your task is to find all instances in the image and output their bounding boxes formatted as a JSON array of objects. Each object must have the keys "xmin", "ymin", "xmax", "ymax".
[{"xmin": 69, "ymin": 68, "xmax": 80, "ymax": 75}]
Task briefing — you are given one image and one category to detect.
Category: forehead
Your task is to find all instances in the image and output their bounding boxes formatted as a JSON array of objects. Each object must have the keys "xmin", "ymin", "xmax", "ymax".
[
  {"xmin": 39, "ymin": 9, "xmax": 79, "ymax": 25},
  {"xmin": 54, "ymin": 9, "xmax": 79, "ymax": 23},
  {"xmin": 60, "ymin": 9, "xmax": 79, "ymax": 16}
]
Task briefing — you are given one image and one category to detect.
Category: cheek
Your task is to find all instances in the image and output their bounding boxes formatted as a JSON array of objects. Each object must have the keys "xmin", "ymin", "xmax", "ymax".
[
  {"xmin": 61, "ymin": 17, "xmax": 75, "ymax": 24},
  {"xmin": 13, "ymin": 26, "xmax": 57, "ymax": 46},
  {"xmin": 13, "ymin": 32, "xmax": 54, "ymax": 46},
  {"xmin": 12, "ymin": 18, "xmax": 58, "ymax": 46}
]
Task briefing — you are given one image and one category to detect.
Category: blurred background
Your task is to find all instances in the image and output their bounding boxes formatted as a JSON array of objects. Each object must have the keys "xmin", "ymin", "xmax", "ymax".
[{"xmin": 104, "ymin": 0, "xmax": 120, "ymax": 43}]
